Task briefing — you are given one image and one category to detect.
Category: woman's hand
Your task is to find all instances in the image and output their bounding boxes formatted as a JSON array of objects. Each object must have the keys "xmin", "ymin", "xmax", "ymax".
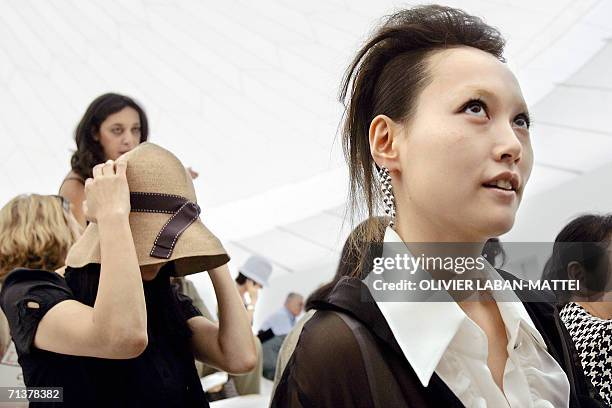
[
  {"xmin": 83, "ymin": 160, "xmax": 130, "ymax": 223},
  {"xmin": 186, "ymin": 166, "xmax": 199, "ymax": 180},
  {"xmin": 246, "ymin": 282, "xmax": 259, "ymax": 305}
]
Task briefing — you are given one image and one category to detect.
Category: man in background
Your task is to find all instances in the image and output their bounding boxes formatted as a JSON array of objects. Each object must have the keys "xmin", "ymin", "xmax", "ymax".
[{"xmin": 258, "ymin": 293, "xmax": 304, "ymax": 380}]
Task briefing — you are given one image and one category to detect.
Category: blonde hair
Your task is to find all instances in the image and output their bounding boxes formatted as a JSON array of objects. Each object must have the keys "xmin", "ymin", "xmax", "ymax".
[{"xmin": 0, "ymin": 194, "xmax": 79, "ymax": 280}]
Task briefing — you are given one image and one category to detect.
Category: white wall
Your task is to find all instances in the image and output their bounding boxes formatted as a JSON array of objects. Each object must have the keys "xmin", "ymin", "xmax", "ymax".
[
  {"xmin": 504, "ymin": 161, "xmax": 612, "ymax": 242},
  {"xmin": 499, "ymin": 161, "xmax": 612, "ymax": 280}
]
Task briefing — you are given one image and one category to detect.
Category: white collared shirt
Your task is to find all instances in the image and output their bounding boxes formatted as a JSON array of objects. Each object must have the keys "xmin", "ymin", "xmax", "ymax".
[{"xmin": 368, "ymin": 227, "xmax": 570, "ymax": 408}]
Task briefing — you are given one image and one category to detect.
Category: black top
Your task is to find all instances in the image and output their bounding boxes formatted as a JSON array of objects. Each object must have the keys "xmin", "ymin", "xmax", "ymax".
[
  {"xmin": 271, "ymin": 272, "xmax": 607, "ymax": 408},
  {"xmin": 0, "ymin": 264, "xmax": 208, "ymax": 408}
]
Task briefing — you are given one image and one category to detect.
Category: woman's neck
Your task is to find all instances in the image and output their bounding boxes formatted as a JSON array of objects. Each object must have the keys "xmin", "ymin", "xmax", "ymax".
[
  {"xmin": 576, "ymin": 300, "xmax": 612, "ymax": 320},
  {"xmin": 394, "ymin": 213, "xmax": 485, "ymax": 260}
]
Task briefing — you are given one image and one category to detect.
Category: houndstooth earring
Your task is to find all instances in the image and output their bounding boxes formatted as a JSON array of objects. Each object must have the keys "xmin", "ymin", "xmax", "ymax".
[{"xmin": 378, "ymin": 166, "xmax": 396, "ymax": 228}]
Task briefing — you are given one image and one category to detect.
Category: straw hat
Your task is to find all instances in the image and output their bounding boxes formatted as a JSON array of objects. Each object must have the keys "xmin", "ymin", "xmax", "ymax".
[{"xmin": 65, "ymin": 142, "xmax": 229, "ymax": 276}]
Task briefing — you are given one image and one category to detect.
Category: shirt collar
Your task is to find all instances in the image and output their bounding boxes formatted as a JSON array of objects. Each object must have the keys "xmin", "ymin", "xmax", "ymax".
[
  {"xmin": 488, "ymin": 267, "xmax": 547, "ymax": 351},
  {"xmin": 370, "ymin": 226, "xmax": 547, "ymax": 387},
  {"xmin": 283, "ymin": 306, "xmax": 296, "ymax": 323}
]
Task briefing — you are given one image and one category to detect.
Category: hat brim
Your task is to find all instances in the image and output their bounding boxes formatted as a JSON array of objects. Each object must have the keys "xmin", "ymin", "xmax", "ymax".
[{"xmin": 66, "ymin": 211, "xmax": 229, "ymax": 277}]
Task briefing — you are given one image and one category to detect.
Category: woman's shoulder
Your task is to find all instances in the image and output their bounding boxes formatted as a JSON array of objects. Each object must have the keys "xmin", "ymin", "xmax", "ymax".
[
  {"xmin": 0, "ymin": 269, "xmax": 73, "ymax": 320},
  {"xmin": 293, "ymin": 310, "xmax": 368, "ymax": 367},
  {"xmin": 273, "ymin": 310, "xmax": 375, "ymax": 407},
  {"xmin": 0, "ymin": 269, "xmax": 72, "ymax": 303},
  {"xmin": 1, "ymin": 268, "xmax": 68, "ymax": 287},
  {"xmin": 59, "ymin": 170, "xmax": 86, "ymax": 193}
]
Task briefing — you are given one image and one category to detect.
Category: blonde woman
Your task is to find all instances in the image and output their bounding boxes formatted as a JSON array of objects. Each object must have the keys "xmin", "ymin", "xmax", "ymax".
[{"xmin": 0, "ymin": 194, "xmax": 81, "ymax": 356}]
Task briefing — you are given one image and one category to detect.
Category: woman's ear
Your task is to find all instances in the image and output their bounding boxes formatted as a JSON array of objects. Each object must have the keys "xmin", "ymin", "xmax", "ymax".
[
  {"xmin": 369, "ymin": 114, "xmax": 401, "ymax": 171},
  {"xmin": 91, "ymin": 127, "xmax": 100, "ymax": 142},
  {"xmin": 567, "ymin": 261, "xmax": 586, "ymax": 284}
]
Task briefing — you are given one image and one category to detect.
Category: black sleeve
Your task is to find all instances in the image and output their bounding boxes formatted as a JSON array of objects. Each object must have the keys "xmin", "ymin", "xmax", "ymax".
[
  {"xmin": 271, "ymin": 311, "xmax": 374, "ymax": 408},
  {"xmin": 0, "ymin": 269, "xmax": 74, "ymax": 355},
  {"xmin": 171, "ymin": 284, "xmax": 203, "ymax": 321}
]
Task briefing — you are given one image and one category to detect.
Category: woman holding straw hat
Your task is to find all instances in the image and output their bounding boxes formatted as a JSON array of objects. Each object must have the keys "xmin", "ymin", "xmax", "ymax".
[{"xmin": 1, "ymin": 143, "xmax": 256, "ymax": 407}]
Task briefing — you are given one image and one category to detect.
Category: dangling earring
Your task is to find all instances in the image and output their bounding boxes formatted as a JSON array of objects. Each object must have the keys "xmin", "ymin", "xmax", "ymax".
[{"xmin": 378, "ymin": 166, "xmax": 396, "ymax": 228}]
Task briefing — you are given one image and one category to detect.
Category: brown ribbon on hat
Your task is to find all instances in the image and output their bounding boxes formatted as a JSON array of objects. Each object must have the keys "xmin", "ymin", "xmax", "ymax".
[{"xmin": 130, "ymin": 192, "xmax": 201, "ymax": 259}]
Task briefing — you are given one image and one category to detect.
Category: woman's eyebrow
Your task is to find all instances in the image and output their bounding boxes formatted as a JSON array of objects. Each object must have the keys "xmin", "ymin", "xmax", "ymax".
[{"xmin": 462, "ymin": 86, "xmax": 530, "ymax": 115}]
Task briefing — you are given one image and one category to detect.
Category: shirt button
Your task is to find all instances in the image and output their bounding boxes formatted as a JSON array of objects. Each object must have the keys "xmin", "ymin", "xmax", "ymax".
[{"xmin": 514, "ymin": 340, "xmax": 522, "ymax": 350}]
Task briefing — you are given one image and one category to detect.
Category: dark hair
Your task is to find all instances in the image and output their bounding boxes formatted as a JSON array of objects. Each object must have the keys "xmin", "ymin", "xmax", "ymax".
[
  {"xmin": 305, "ymin": 216, "xmax": 389, "ymax": 310},
  {"xmin": 340, "ymin": 5, "xmax": 505, "ymax": 241},
  {"xmin": 235, "ymin": 272, "xmax": 247, "ymax": 285},
  {"xmin": 70, "ymin": 93, "xmax": 149, "ymax": 179},
  {"xmin": 542, "ymin": 214, "xmax": 612, "ymax": 303},
  {"xmin": 235, "ymin": 272, "xmax": 256, "ymax": 286},
  {"xmin": 482, "ymin": 238, "xmax": 506, "ymax": 268}
]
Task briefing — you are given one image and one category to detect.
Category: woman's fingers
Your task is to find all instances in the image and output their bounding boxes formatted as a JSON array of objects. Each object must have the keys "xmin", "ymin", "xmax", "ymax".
[
  {"xmin": 92, "ymin": 163, "xmax": 104, "ymax": 178},
  {"xmin": 115, "ymin": 160, "xmax": 127, "ymax": 177},
  {"xmin": 101, "ymin": 160, "xmax": 115, "ymax": 176}
]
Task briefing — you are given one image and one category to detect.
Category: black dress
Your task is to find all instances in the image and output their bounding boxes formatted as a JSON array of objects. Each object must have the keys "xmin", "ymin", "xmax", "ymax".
[{"xmin": 0, "ymin": 264, "xmax": 208, "ymax": 408}]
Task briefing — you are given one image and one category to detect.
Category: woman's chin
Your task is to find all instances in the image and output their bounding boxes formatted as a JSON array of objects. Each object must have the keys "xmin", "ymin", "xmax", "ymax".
[{"xmin": 485, "ymin": 213, "xmax": 515, "ymax": 237}]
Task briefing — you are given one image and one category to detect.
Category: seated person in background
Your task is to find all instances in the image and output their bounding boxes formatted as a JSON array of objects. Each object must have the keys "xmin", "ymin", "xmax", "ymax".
[
  {"xmin": 0, "ymin": 194, "xmax": 81, "ymax": 357},
  {"xmin": 258, "ymin": 293, "xmax": 304, "ymax": 380},
  {"xmin": 258, "ymin": 293, "xmax": 304, "ymax": 340}
]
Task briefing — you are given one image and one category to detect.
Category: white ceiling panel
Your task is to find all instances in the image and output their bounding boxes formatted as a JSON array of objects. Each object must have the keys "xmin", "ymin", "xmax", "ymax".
[
  {"xmin": 532, "ymin": 123, "xmax": 612, "ymax": 173},
  {"xmin": 532, "ymin": 86, "xmax": 612, "ymax": 134},
  {"xmin": 232, "ymin": 228, "xmax": 338, "ymax": 274}
]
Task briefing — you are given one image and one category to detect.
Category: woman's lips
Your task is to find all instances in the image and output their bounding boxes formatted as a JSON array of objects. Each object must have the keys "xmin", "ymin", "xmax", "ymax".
[{"xmin": 482, "ymin": 184, "xmax": 517, "ymax": 203}]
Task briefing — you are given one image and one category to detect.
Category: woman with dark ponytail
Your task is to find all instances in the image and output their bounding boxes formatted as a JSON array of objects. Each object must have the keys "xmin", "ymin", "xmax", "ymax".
[
  {"xmin": 272, "ymin": 5, "xmax": 602, "ymax": 407},
  {"xmin": 60, "ymin": 93, "xmax": 149, "ymax": 226}
]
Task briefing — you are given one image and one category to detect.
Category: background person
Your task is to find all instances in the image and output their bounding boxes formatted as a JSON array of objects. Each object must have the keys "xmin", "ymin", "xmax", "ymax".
[
  {"xmin": 259, "ymin": 293, "xmax": 304, "ymax": 339},
  {"xmin": 257, "ymin": 293, "xmax": 303, "ymax": 380},
  {"xmin": 234, "ymin": 255, "xmax": 272, "ymax": 326},
  {"xmin": 543, "ymin": 214, "xmax": 612, "ymax": 406},
  {"xmin": 0, "ymin": 194, "xmax": 81, "ymax": 357},
  {"xmin": 60, "ymin": 93, "xmax": 149, "ymax": 227},
  {"xmin": 59, "ymin": 93, "xmax": 198, "ymax": 227}
]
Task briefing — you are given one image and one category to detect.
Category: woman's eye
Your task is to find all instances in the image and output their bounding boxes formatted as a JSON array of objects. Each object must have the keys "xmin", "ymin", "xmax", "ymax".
[
  {"xmin": 132, "ymin": 127, "xmax": 141, "ymax": 134},
  {"xmin": 463, "ymin": 100, "xmax": 487, "ymax": 117},
  {"xmin": 513, "ymin": 115, "xmax": 530, "ymax": 129},
  {"xmin": 112, "ymin": 128, "xmax": 122, "ymax": 135}
]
